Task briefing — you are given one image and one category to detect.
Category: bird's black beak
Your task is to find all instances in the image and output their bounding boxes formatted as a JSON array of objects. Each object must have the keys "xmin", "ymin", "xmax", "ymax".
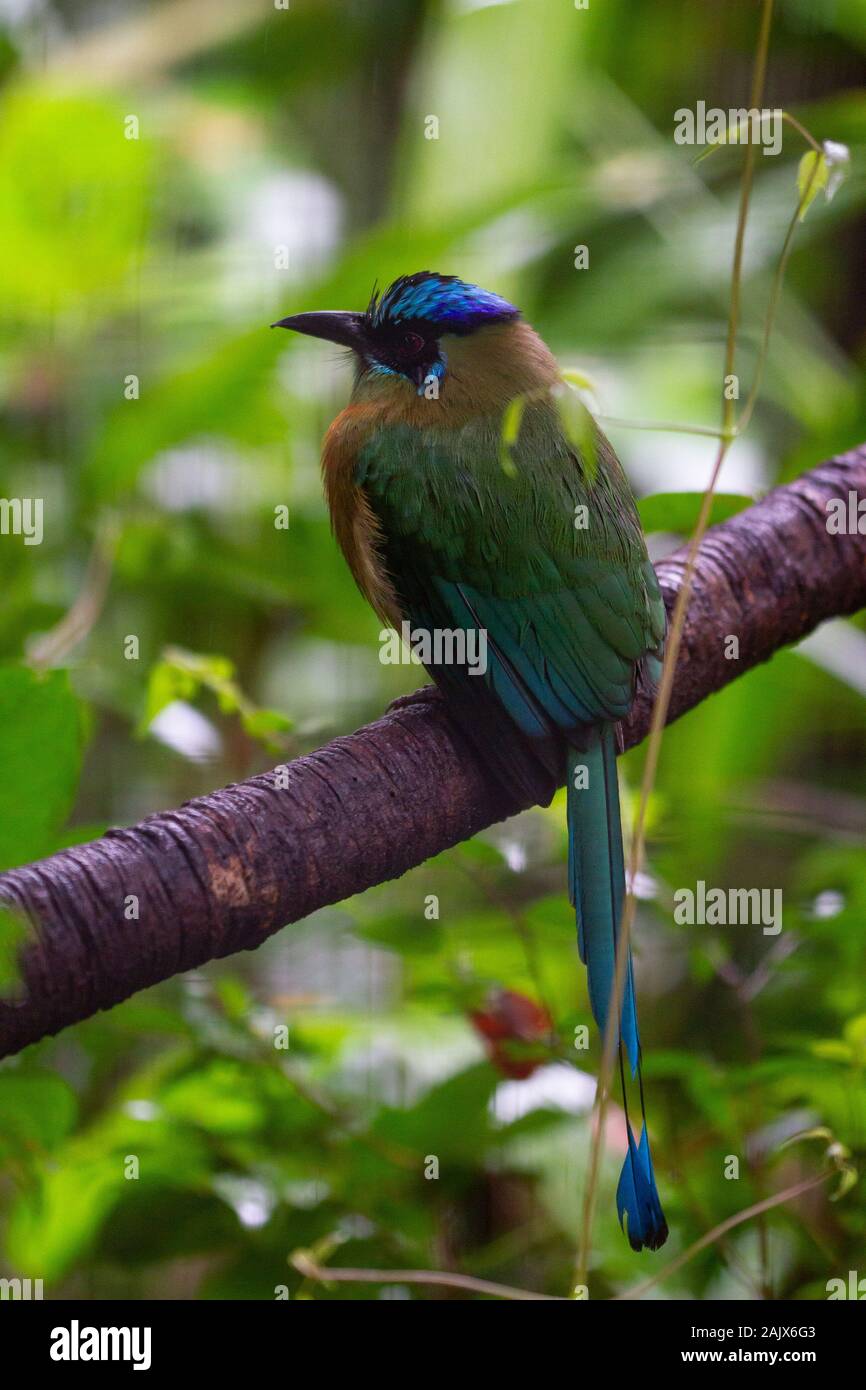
[{"xmin": 271, "ymin": 310, "xmax": 366, "ymax": 352}]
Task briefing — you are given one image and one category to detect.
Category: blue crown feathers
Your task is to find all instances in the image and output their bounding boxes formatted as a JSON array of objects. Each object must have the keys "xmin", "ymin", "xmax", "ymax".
[{"xmin": 366, "ymin": 272, "xmax": 519, "ymax": 334}]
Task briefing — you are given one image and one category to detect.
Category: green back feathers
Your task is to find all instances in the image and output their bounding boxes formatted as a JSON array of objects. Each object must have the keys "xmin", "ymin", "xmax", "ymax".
[{"xmin": 356, "ymin": 397, "xmax": 664, "ymax": 741}]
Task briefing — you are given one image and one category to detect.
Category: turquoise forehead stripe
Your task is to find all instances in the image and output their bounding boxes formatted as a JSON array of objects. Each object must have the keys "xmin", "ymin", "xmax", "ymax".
[{"xmin": 371, "ymin": 277, "xmax": 517, "ymax": 327}]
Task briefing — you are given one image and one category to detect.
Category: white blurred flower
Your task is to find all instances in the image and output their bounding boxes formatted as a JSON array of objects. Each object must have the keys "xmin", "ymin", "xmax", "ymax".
[
  {"xmin": 491, "ymin": 1063, "xmax": 596, "ymax": 1125},
  {"xmin": 148, "ymin": 700, "xmax": 222, "ymax": 763}
]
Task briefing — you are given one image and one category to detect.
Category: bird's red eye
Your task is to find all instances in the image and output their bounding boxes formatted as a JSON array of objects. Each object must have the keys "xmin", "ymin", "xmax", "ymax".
[{"xmin": 400, "ymin": 331, "xmax": 425, "ymax": 356}]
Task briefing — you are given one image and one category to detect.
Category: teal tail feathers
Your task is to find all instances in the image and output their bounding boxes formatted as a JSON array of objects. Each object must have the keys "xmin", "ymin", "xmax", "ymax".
[{"xmin": 567, "ymin": 730, "xmax": 668, "ymax": 1252}]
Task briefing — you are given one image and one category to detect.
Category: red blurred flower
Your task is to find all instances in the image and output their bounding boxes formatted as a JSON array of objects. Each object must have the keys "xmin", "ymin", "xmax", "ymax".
[{"xmin": 468, "ymin": 988, "xmax": 553, "ymax": 1079}]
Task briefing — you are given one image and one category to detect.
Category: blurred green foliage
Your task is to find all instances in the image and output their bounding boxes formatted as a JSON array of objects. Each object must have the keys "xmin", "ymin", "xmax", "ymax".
[{"xmin": 0, "ymin": 0, "xmax": 865, "ymax": 1300}]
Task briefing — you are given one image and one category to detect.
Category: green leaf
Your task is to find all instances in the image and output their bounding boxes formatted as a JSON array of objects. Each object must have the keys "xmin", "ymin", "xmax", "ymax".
[
  {"xmin": 811, "ymin": 1040, "xmax": 853, "ymax": 1063},
  {"xmin": 560, "ymin": 368, "xmax": 597, "ymax": 394},
  {"xmin": 637, "ymin": 491, "xmax": 752, "ymax": 534},
  {"xmin": 356, "ymin": 910, "xmax": 444, "ymax": 957},
  {"xmin": 142, "ymin": 646, "xmax": 291, "ymax": 751},
  {"xmin": 779, "ymin": 1125, "xmax": 834, "ymax": 1150},
  {"xmin": 97, "ymin": 1188, "xmax": 240, "ymax": 1264},
  {"xmin": 553, "ymin": 384, "xmax": 598, "ymax": 483},
  {"xmin": 0, "ymin": 1073, "xmax": 78, "ymax": 1159},
  {"xmin": 499, "ymin": 394, "xmax": 526, "ymax": 477},
  {"xmin": 241, "ymin": 707, "xmax": 293, "ymax": 740},
  {"xmin": 374, "ymin": 1063, "xmax": 496, "ymax": 1164},
  {"xmin": 0, "ymin": 905, "xmax": 29, "ymax": 994},
  {"xmin": 797, "ymin": 150, "xmax": 829, "ymax": 222},
  {"xmin": 844, "ymin": 1014, "xmax": 866, "ymax": 1048},
  {"xmin": 501, "ymin": 394, "xmax": 526, "ymax": 447},
  {"xmin": 0, "ymin": 84, "xmax": 151, "ymax": 319},
  {"xmin": 6, "ymin": 1161, "xmax": 121, "ymax": 1281},
  {"xmin": 0, "ymin": 667, "xmax": 86, "ymax": 870},
  {"xmin": 161, "ymin": 1062, "xmax": 266, "ymax": 1135}
]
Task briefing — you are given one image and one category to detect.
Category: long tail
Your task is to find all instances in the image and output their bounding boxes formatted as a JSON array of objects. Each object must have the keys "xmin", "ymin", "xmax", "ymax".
[{"xmin": 567, "ymin": 728, "xmax": 668, "ymax": 1252}]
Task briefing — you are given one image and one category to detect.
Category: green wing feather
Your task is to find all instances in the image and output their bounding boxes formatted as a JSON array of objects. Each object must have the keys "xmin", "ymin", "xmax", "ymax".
[{"xmin": 356, "ymin": 398, "xmax": 664, "ymax": 748}]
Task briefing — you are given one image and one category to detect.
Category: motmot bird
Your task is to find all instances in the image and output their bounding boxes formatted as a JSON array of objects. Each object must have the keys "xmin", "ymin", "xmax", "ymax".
[{"xmin": 274, "ymin": 272, "xmax": 668, "ymax": 1251}]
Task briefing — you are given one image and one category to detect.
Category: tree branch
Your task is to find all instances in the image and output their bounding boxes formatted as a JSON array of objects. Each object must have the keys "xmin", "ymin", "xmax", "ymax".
[{"xmin": 1, "ymin": 446, "xmax": 864, "ymax": 1059}]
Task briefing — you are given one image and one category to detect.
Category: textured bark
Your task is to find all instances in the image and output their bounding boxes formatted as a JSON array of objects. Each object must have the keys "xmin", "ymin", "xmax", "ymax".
[{"xmin": 0, "ymin": 446, "xmax": 864, "ymax": 1058}]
